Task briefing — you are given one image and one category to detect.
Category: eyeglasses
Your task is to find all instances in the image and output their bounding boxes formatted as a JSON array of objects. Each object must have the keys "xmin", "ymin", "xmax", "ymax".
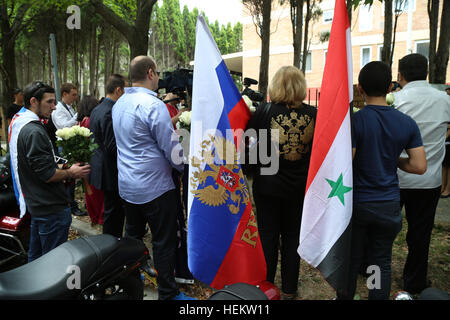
[{"xmin": 148, "ymin": 68, "xmax": 160, "ymax": 77}]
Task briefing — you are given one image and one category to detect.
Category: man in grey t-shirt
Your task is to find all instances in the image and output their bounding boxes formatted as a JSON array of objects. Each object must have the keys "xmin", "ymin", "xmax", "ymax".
[{"xmin": 394, "ymin": 54, "xmax": 450, "ymax": 294}]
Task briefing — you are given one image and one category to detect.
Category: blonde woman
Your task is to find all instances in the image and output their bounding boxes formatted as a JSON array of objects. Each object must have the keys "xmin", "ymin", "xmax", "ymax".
[{"xmin": 246, "ymin": 66, "xmax": 316, "ymax": 299}]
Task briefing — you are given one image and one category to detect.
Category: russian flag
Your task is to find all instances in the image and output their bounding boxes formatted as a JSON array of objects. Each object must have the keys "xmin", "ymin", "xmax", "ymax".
[{"xmin": 187, "ymin": 15, "xmax": 266, "ymax": 289}]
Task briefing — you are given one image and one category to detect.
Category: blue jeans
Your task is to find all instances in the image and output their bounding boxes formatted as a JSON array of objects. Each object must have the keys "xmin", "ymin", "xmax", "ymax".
[
  {"xmin": 28, "ymin": 207, "xmax": 72, "ymax": 262},
  {"xmin": 347, "ymin": 201, "xmax": 402, "ymax": 300}
]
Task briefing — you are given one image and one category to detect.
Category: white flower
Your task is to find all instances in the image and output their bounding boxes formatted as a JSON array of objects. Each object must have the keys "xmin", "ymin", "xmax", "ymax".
[
  {"xmin": 386, "ymin": 93, "xmax": 395, "ymax": 105},
  {"xmin": 56, "ymin": 127, "xmax": 74, "ymax": 140},
  {"xmin": 179, "ymin": 111, "xmax": 191, "ymax": 126},
  {"xmin": 242, "ymin": 95, "xmax": 256, "ymax": 113},
  {"xmin": 56, "ymin": 125, "xmax": 92, "ymax": 140}
]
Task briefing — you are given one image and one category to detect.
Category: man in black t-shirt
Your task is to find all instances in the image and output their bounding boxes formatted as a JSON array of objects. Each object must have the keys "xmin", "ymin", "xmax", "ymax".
[{"xmin": 6, "ymin": 89, "xmax": 24, "ymax": 125}]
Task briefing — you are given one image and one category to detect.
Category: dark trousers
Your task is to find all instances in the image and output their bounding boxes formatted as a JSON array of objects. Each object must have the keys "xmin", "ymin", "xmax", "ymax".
[
  {"xmin": 28, "ymin": 207, "xmax": 72, "ymax": 262},
  {"xmin": 123, "ymin": 189, "xmax": 178, "ymax": 300},
  {"xmin": 400, "ymin": 187, "xmax": 441, "ymax": 293},
  {"xmin": 253, "ymin": 191, "xmax": 304, "ymax": 294},
  {"xmin": 172, "ymin": 169, "xmax": 193, "ymax": 280},
  {"xmin": 66, "ymin": 180, "xmax": 78, "ymax": 211},
  {"xmin": 346, "ymin": 201, "xmax": 402, "ymax": 300},
  {"xmin": 102, "ymin": 189, "xmax": 125, "ymax": 238}
]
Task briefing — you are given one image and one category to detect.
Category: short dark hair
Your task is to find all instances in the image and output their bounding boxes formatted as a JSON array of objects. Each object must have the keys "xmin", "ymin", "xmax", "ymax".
[
  {"xmin": 13, "ymin": 88, "xmax": 22, "ymax": 95},
  {"xmin": 358, "ymin": 61, "xmax": 392, "ymax": 97},
  {"xmin": 398, "ymin": 53, "xmax": 428, "ymax": 82},
  {"xmin": 23, "ymin": 81, "xmax": 55, "ymax": 108},
  {"xmin": 105, "ymin": 74, "xmax": 126, "ymax": 94},
  {"xmin": 60, "ymin": 83, "xmax": 77, "ymax": 97},
  {"xmin": 129, "ymin": 56, "xmax": 156, "ymax": 83},
  {"xmin": 77, "ymin": 95, "xmax": 99, "ymax": 121}
]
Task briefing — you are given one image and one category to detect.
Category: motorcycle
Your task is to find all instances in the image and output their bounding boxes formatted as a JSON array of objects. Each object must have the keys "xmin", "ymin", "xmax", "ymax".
[
  {"xmin": 0, "ymin": 234, "xmax": 148, "ymax": 300},
  {"xmin": 0, "ymin": 153, "xmax": 30, "ymax": 268}
]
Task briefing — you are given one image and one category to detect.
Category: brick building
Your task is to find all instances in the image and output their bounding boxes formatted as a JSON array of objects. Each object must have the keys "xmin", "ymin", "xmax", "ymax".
[{"xmin": 231, "ymin": 0, "xmax": 450, "ymax": 106}]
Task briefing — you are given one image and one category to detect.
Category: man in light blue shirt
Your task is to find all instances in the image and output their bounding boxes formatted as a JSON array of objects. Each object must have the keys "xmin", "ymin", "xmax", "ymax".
[{"xmin": 112, "ymin": 56, "xmax": 191, "ymax": 300}]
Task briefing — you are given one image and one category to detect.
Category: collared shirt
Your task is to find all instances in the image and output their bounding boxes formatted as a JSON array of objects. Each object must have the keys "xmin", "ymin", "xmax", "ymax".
[
  {"xmin": 394, "ymin": 81, "xmax": 450, "ymax": 188},
  {"xmin": 52, "ymin": 101, "xmax": 78, "ymax": 129},
  {"xmin": 112, "ymin": 87, "xmax": 183, "ymax": 204}
]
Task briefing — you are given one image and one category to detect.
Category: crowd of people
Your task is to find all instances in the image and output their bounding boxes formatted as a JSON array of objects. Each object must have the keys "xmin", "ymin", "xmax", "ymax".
[{"xmin": 6, "ymin": 52, "xmax": 450, "ymax": 300}]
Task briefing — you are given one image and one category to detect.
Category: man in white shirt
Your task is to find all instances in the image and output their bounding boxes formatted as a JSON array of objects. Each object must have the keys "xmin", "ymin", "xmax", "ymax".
[
  {"xmin": 52, "ymin": 83, "xmax": 78, "ymax": 129},
  {"xmin": 394, "ymin": 53, "xmax": 450, "ymax": 294},
  {"xmin": 51, "ymin": 83, "xmax": 85, "ymax": 217}
]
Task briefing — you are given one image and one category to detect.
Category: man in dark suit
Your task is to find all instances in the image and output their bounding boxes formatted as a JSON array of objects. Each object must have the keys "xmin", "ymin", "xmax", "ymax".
[{"xmin": 89, "ymin": 74, "xmax": 126, "ymax": 237}]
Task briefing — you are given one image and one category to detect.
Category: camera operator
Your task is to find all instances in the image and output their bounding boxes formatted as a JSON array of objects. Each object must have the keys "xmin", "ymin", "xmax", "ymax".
[
  {"xmin": 164, "ymin": 92, "xmax": 183, "ymax": 129},
  {"xmin": 242, "ymin": 77, "xmax": 265, "ymax": 110}
]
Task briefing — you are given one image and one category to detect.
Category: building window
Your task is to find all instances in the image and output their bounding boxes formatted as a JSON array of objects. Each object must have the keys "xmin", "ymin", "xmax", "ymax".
[
  {"xmin": 403, "ymin": 0, "xmax": 416, "ymax": 11},
  {"xmin": 360, "ymin": 46, "xmax": 372, "ymax": 68},
  {"xmin": 415, "ymin": 40, "xmax": 429, "ymax": 60},
  {"xmin": 359, "ymin": 5, "xmax": 372, "ymax": 32},
  {"xmin": 323, "ymin": 10, "xmax": 333, "ymax": 24},
  {"xmin": 300, "ymin": 52, "xmax": 312, "ymax": 72},
  {"xmin": 383, "ymin": 0, "xmax": 416, "ymax": 15},
  {"xmin": 377, "ymin": 45, "xmax": 383, "ymax": 61}
]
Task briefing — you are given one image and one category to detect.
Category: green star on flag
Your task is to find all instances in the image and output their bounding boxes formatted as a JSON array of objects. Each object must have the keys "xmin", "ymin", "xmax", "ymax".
[{"xmin": 326, "ymin": 173, "xmax": 352, "ymax": 206}]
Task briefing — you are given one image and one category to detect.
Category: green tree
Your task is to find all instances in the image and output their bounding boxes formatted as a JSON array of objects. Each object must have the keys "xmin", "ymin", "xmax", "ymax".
[{"xmin": 90, "ymin": 0, "xmax": 156, "ymax": 59}]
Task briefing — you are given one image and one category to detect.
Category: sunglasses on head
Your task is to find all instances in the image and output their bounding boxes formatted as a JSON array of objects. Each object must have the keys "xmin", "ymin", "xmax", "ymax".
[{"xmin": 30, "ymin": 81, "xmax": 47, "ymax": 97}]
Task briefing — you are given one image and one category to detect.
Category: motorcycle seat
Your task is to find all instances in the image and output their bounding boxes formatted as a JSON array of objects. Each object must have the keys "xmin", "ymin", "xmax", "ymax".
[{"xmin": 0, "ymin": 234, "xmax": 143, "ymax": 300}]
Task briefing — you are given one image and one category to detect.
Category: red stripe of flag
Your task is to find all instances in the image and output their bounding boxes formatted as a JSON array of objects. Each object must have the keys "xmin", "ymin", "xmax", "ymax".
[{"xmin": 305, "ymin": 0, "xmax": 351, "ymax": 192}]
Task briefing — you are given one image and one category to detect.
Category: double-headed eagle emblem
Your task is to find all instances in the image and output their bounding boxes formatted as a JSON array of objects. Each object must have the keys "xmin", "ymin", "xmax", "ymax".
[
  {"xmin": 190, "ymin": 135, "xmax": 250, "ymax": 214},
  {"xmin": 271, "ymin": 111, "xmax": 315, "ymax": 161}
]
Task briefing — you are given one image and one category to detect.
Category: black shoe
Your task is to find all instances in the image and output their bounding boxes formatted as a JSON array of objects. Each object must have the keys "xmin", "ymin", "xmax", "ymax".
[
  {"xmin": 141, "ymin": 257, "xmax": 157, "ymax": 278},
  {"xmin": 72, "ymin": 207, "xmax": 87, "ymax": 216}
]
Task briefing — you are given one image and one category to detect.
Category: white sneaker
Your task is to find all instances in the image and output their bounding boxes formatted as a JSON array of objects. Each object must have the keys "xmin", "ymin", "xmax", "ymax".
[{"xmin": 175, "ymin": 277, "xmax": 194, "ymax": 285}]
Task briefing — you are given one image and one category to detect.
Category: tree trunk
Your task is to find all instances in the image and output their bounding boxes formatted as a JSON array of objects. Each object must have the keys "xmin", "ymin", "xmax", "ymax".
[
  {"xmin": 433, "ymin": 0, "xmax": 450, "ymax": 83},
  {"xmin": 382, "ymin": 0, "xmax": 393, "ymax": 66},
  {"xmin": 292, "ymin": 0, "xmax": 304, "ymax": 68},
  {"xmin": 73, "ymin": 31, "xmax": 79, "ymax": 88},
  {"xmin": 89, "ymin": 26, "xmax": 97, "ymax": 96},
  {"xmin": 258, "ymin": 0, "xmax": 271, "ymax": 100},
  {"xmin": 428, "ymin": 0, "xmax": 439, "ymax": 82},
  {"xmin": 301, "ymin": 0, "xmax": 312, "ymax": 74},
  {"xmin": 346, "ymin": 0, "xmax": 352, "ymax": 25}
]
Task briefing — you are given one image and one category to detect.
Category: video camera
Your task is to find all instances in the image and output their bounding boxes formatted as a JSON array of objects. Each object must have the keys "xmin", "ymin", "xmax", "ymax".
[
  {"xmin": 158, "ymin": 68, "xmax": 193, "ymax": 106},
  {"xmin": 242, "ymin": 77, "xmax": 264, "ymax": 108}
]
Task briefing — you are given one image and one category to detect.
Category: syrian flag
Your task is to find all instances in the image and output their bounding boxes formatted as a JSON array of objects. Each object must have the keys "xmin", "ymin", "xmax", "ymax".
[
  {"xmin": 187, "ymin": 15, "xmax": 266, "ymax": 289},
  {"xmin": 298, "ymin": 0, "xmax": 353, "ymax": 295}
]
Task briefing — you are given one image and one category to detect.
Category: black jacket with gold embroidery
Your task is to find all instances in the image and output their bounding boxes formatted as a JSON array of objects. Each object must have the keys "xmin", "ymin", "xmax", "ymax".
[{"xmin": 246, "ymin": 102, "xmax": 317, "ymax": 198}]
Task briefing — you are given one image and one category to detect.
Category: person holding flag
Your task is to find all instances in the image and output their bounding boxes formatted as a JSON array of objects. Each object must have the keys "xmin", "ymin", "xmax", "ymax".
[
  {"xmin": 344, "ymin": 61, "xmax": 426, "ymax": 300},
  {"xmin": 187, "ymin": 15, "xmax": 267, "ymax": 290},
  {"xmin": 246, "ymin": 66, "xmax": 316, "ymax": 299}
]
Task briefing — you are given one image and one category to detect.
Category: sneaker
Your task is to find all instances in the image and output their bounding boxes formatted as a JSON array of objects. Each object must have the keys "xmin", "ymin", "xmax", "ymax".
[
  {"xmin": 173, "ymin": 292, "xmax": 196, "ymax": 300},
  {"xmin": 141, "ymin": 258, "xmax": 158, "ymax": 278},
  {"xmin": 72, "ymin": 207, "xmax": 87, "ymax": 216},
  {"xmin": 175, "ymin": 277, "xmax": 195, "ymax": 285}
]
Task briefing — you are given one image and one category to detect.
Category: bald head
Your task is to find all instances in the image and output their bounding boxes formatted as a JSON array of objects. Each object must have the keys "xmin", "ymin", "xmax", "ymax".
[{"xmin": 129, "ymin": 55, "xmax": 156, "ymax": 83}]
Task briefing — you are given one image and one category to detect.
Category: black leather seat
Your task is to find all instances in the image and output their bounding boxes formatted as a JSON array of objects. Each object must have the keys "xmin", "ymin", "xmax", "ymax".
[{"xmin": 0, "ymin": 234, "xmax": 140, "ymax": 300}]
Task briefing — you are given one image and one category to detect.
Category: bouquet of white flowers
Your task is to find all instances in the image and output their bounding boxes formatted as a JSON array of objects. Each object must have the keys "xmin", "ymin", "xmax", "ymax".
[
  {"xmin": 176, "ymin": 111, "xmax": 192, "ymax": 131},
  {"xmin": 56, "ymin": 125, "xmax": 98, "ymax": 194}
]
